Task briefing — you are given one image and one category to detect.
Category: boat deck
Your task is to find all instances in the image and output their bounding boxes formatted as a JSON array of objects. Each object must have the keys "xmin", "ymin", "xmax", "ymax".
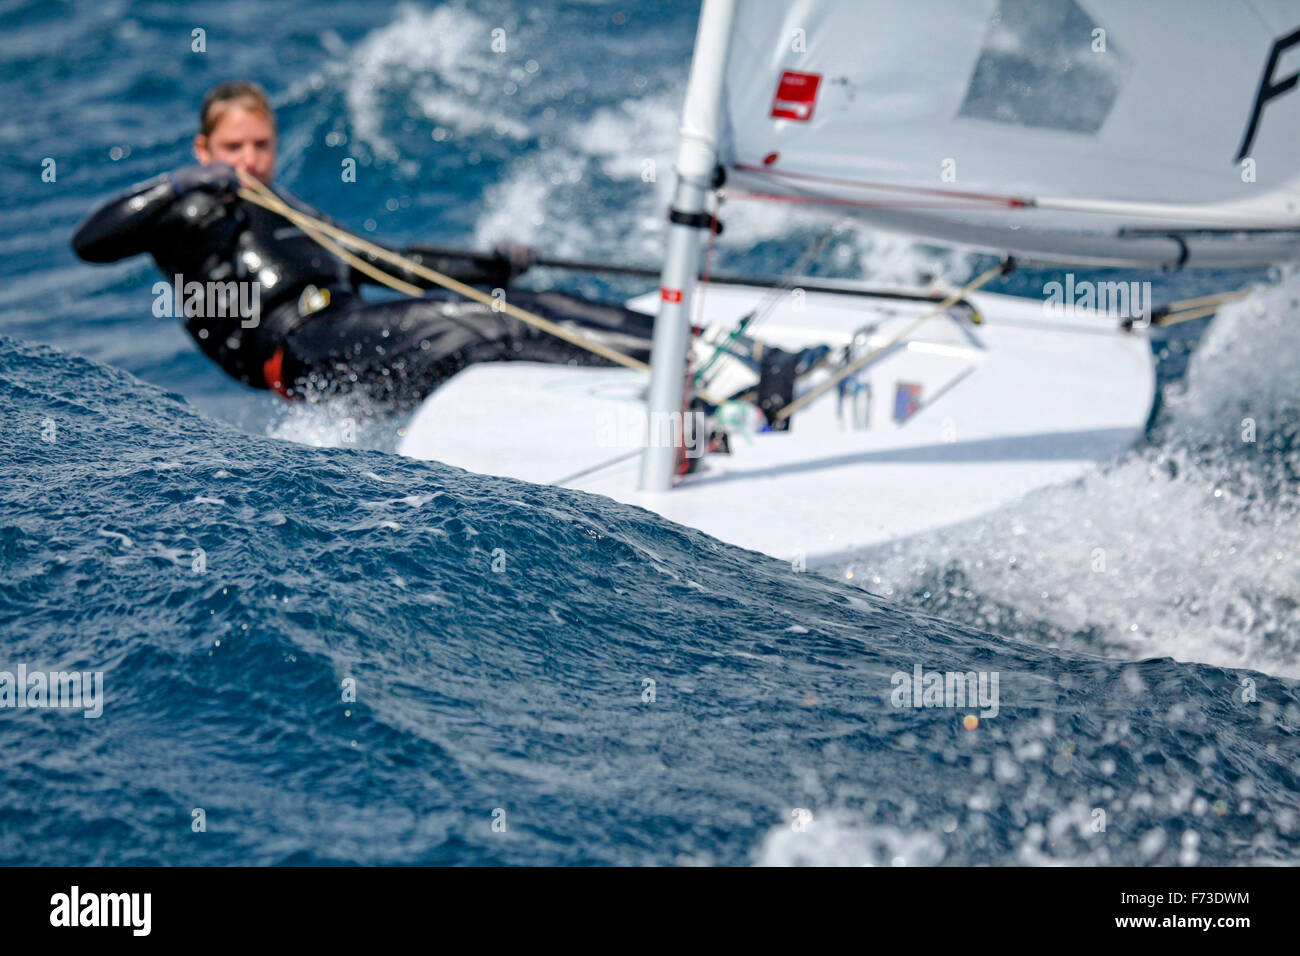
[{"xmin": 398, "ymin": 283, "xmax": 1154, "ymax": 565}]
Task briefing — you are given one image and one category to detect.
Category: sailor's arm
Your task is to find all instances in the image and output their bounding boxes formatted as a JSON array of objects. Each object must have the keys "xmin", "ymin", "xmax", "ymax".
[
  {"xmin": 327, "ymin": 232, "xmax": 530, "ymax": 289},
  {"xmin": 273, "ymin": 189, "xmax": 534, "ymax": 289},
  {"xmin": 71, "ymin": 164, "xmax": 239, "ymax": 263},
  {"xmin": 387, "ymin": 243, "xmax": 531, "ymax": 289},
  {"xmin": 71, "ymin": 174, "xmax": 177, "ymax": 263}
]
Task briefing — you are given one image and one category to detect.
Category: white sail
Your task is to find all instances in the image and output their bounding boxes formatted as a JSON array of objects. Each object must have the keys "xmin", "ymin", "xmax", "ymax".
[{"xmin": 718, "ymin": 0, "xmax": 1300, "ymax": 267}]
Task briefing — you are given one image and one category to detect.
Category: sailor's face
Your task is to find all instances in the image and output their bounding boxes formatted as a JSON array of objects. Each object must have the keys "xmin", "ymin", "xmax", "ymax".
[{"xmin": 195, "ymin": 108, "xmax": 276, "ymax": 185}]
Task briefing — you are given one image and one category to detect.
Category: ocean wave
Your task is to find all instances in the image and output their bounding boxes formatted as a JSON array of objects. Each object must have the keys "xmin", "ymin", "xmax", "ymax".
[{"xmin": 2, "ymin": 335, "xmax": 1297, "ymax": 865}]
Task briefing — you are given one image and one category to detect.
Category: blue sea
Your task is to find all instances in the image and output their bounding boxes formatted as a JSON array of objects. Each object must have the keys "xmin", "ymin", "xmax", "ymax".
[{"xmin": 1, "ymin": 0, "xmax": 1297, "ymax": 865}]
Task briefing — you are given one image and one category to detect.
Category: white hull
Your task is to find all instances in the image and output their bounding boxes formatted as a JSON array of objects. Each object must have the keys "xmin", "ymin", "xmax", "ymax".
[{"xmin": 398, "ymin": 282, "xmax": 1154, "ymax": 566}]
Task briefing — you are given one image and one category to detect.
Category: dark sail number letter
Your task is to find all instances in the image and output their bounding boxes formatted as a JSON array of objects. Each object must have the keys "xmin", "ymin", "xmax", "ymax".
[{"xmin": 1236, "ymin": 26, "xmax": 1300, "ymax": 162}]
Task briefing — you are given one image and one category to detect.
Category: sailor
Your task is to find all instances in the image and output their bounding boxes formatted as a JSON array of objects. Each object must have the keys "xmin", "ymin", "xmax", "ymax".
[{"xmin": 71, "ymin": 81, "xmax": 654, "ymax": 410}]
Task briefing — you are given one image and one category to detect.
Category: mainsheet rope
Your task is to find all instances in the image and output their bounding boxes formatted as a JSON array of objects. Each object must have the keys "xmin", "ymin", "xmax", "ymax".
[
  {"xmin": 235, "ymin": 171, "xmax": 651, "ymax": 373},
  {"xmin": 236, "ymin": 172, "xmax": 1256, "ymax": 426}
]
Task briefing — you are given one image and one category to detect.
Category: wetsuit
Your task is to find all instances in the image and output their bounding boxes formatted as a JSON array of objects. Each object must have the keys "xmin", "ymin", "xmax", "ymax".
[{"xmin": 71, "ymin": 171, "xmax": 653, "ymax": 410}]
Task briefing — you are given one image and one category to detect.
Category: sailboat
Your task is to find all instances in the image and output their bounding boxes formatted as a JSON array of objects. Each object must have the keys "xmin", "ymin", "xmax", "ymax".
[{"xmin": 398, "ymin": 0, "xmax": 1300, "ymax": 566}]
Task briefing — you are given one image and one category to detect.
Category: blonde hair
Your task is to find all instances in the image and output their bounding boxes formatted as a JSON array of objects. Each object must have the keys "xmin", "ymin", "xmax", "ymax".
[{"xmin": 199, "ymin": 81, "xmax": 275, "ymax": 137}]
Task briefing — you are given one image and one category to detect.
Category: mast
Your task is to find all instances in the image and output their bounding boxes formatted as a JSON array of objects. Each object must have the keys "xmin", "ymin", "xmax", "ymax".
[{"xmin": 639, "ymin": 0, "xmax": 736, "ymax": 492}]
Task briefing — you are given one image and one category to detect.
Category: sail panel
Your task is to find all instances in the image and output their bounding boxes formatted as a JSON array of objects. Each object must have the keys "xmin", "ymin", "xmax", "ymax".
[{"xmin": 718, "ymin": 0, "xmax": 1300, "ymax": 265}]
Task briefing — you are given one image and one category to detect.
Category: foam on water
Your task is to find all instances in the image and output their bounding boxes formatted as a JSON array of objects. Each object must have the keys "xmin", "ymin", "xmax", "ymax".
[
  {"xmin": 756, "ymin": 813, "xmax": 949, "ymax": 867},
  {"xmin": 265, "ymin": 391, "xmax": 409, "ymax": 454},
  {"xmin": 344, "ymin": 5, "xmax": 503, "ymax": 162},
  {"xmin": 843, "ymin": 272, "xmax": 1300, "ymax": 679}
]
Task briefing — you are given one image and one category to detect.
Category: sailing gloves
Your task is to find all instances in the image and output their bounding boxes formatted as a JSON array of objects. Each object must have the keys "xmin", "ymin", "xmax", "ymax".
[{"xmin": 169, "ymin": 162, "xmax": 241, "ymax": 198}]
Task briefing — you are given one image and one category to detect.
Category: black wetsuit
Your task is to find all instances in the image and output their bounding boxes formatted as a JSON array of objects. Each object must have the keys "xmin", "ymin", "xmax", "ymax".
[{"xmin": 71, "ymin": 173, "xmax": 653, "ymax": 409}]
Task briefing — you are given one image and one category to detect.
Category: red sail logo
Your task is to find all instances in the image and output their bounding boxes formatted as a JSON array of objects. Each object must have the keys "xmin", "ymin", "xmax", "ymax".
[{"xmin": 770, "ymin": 71, "xmax": 822, "ymax": 121}]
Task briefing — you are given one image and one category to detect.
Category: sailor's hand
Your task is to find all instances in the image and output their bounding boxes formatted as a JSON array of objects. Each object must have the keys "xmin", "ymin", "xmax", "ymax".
[
  {"xmin": 169, "ymin": 163, "xmax": 240, "ymax": 198},
  {"xmin": 493, "ymin": 241, "xmax": 535, "ymax": 278}
]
